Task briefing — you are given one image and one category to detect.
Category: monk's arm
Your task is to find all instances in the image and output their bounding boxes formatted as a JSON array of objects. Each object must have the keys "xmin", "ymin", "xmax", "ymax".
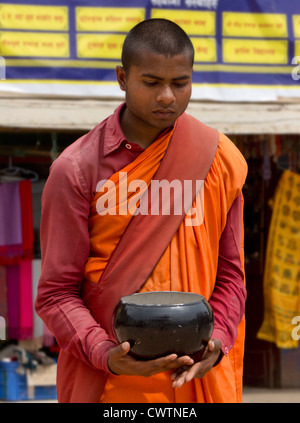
[
  {"xmin": 35, "ymin": 157, "xmax": 116, "ymax": 372},
  {"xmin": 209, "ymin": 192, "xmax": 247, "ymax": 361}
]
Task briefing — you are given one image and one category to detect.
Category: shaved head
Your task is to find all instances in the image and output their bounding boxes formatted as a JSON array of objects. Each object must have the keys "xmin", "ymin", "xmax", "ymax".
[{"xmin": 122, "ymin": 18, "xmax": 194, "ymax": 72}]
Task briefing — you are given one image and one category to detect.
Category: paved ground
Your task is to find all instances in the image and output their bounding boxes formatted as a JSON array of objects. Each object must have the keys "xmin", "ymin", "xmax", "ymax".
[
  {"xmin": 242, "ymin": 386, "xmax": 300, "ymax": 403},
  {"xmin": 2, "ymin": 386, "xmax": 299, "ymax": 403}
]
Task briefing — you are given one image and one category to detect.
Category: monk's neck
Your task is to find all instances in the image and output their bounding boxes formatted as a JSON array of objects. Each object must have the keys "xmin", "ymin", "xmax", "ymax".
[{"xmin": 120, "ymin": 108, "xmax": 167, "ymax": 149}]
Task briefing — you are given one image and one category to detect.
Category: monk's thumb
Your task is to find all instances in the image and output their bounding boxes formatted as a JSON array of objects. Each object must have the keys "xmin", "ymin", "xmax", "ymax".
[{"xmin": 113, "ymin": 341, "xmax": 131, "ymax": 358}]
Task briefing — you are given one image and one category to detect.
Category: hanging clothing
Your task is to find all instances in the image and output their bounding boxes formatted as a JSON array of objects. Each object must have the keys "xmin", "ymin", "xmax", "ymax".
[
  {"xmin": 0, "ymin": 266, "xmax": 7, "ymax": 337},
  {"xmin": 0, "ymin": 182, "xmax": 23, "ymax": 264},
  {"xmin": 19, "ymin": 260, "xmax": 33, "ymax": 340},
  {"xmin": 0, "ymin": 180, "xmax": 34, "ymax": 264},
  {"xmin": 6, "ymin": 264, "xmax": 21, "ymax": 339},
  {"xmin": 257, "ymin": 170, "xmax": 300, "ymax": 348},
  {"xmin": 19, "ymin": 180, "xmax": 34, "ymax": 261},
  {"xmin": 5, "ymin": 261, "xmax": 33, "ymax": 340}
]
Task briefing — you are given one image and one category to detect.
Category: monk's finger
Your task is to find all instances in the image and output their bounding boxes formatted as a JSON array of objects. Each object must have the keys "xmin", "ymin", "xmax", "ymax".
[
  {"xmin": 171, "ymin": 369, "xmax": 189, "ymax": 389},
  {"xmin": 185, "ymin": 362, "xmax": 203, "ymax": 382},
  {"xmin": 185, "ymin": 356, "xmax": 216, "ymax": 382},
  {"xmin": 144, "ymin": 353, "xmax": 178, "ymax": 373},
  {"xmin": 153, "ymin": 354, "xmax": 193, "ymax": 371},
  {"xmin": 170, "ymin": 365, "xmax": 189, "ymax": 379},
  {"xmin": 172, "ymin": 360, "xmax": 208, "ymax": 388},
  {"xmin": 138, "ymin": 354, "xmax": 193, "ymax": 377}
]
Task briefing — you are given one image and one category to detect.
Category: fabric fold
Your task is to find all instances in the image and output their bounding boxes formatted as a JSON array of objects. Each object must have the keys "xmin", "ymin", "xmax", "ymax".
[
  {"xmin": 19, "ymin": 259, "xmax": 33, "ymax": 339},
  {"xmin": 19, "ymin": 180, "xmax": 34, "ymax": 260},
  {"xmin": 6, "ymin": 264, "xmax": 21, "ymax": 339}
]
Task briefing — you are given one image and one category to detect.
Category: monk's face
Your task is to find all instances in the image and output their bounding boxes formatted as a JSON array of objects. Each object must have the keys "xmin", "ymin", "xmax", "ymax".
[{"xmin": 116, "ymin": 51, "xmax": 193, "ymax": 141}]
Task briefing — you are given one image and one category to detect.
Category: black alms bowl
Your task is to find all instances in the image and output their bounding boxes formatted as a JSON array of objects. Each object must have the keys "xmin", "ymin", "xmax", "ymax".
[{"xmin": 113, "ymin": 291, "xmax": 214, "ymax": 360}]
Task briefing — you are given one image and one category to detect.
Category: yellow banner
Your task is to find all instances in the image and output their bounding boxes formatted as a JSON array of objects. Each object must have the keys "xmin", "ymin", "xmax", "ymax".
[
  {"xmin": 191, "ymin": 37, "xmax": 217, "ymax": 62},
  {"xmin": 151, "ymin": 9, "xmax": 215, "ymax": 36},
  {"xmin": 293, "ymin": 15, "xmax": 300, "ymax": 38},
  {"xmin": 223, "ymin": 12, "xmax": 287, "ymax": 38},
  {"xmin": 223, "ymin": 39, "xmax": 288, "ymax": 64},
  {"xmin": 76, "ymin": 7, "xmax": 145, "ymax": 32},
  {"xmin": 0, "ymin": 31, "xmax": 70, "ymax": 58},
  {"xmin": 0, "ymin": 4, "xmax": 68, "ymax": 31},
  {"xmin": 77, "ymin": 34, "xmax": 125, "ymax": 59}
]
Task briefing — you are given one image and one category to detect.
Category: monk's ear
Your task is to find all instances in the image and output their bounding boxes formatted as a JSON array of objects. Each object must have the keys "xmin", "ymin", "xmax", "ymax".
[{"xmin": 116, "ymin": 66, "xmax": 126, "ymax": 92}]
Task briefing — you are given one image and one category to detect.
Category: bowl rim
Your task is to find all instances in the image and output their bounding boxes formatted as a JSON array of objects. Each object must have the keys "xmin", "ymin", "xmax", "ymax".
[{"xmin": 118, "ymin": 291, "xmax": 206, "ymax": 307}]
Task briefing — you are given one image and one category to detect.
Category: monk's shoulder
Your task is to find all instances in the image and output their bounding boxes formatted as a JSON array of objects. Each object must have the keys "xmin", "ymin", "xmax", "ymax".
[
  {"xmin": 59, "ymin": 120, "xmax": 106, "ymax": 163},
  {"xmin": 215, "ymin": 132, "xmax": 248, "ymax": 181}
]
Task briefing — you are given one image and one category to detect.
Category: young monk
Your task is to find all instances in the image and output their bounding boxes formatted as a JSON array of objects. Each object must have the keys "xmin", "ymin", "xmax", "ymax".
[{"xmin": 35, "ymin": 19, "xmax": 248, "ymax": 403}]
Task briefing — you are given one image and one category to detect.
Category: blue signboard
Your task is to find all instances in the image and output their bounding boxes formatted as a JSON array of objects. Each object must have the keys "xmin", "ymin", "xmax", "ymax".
[{"xmin": 0, "ymin": 0, "xmax": 299, "ymax": 101}]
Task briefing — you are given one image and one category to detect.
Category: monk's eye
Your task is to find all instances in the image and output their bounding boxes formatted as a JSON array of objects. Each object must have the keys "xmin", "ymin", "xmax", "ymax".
[
  {"xmin": 143, "ymin": 80, "xmax": 158, "ymax": 86},
  {"xmin": 173, "ymin": 82, "xmax": 188, "ymax": 88}
]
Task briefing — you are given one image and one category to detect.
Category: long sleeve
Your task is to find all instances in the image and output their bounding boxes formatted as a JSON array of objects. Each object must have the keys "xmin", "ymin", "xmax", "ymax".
[
  {"xmin": 35, "ymin": 156, "xmax": 116, "ymax": 372},
  {"xmin": 210, "ymin": 193, "xmax": 247, "ymax": 356}
]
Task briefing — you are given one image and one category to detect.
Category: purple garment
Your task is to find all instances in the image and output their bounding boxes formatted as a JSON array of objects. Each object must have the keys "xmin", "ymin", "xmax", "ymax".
[{"xmin": 0, "ymin": 182, "xmax": 22, "ymax": 246}]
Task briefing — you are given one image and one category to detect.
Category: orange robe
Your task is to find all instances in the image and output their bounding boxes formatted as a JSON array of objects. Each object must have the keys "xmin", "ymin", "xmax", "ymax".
[{"xmin": 84, "ymin": 126, "xmax": 247, "ymax": 403}]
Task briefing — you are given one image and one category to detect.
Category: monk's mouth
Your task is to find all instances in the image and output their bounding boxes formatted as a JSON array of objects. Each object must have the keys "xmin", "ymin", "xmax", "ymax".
[{"xmin": 153, "ymin": 110, "xmax": 175, "ymax": 119}]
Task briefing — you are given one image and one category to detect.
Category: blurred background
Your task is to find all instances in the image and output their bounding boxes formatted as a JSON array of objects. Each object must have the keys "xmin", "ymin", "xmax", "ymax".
[{"xmin": 0, "ymin": 0, "xmax": 299, "ymax": 403}]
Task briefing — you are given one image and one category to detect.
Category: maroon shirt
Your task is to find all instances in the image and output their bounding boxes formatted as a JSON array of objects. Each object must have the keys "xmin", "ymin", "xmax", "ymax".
[{"xmin": 36, "ymin": 103, "xmax": 246, "ymax": 372}]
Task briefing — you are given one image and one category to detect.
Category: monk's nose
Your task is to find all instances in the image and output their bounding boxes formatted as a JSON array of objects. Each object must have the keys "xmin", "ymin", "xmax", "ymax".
[{"xmin": 157, "ymin": 85, "xmax": 176, "ymax": 105}]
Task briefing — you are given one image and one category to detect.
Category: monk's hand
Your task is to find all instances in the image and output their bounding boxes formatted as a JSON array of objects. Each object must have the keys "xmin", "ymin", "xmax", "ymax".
[
  {"xmin": 171, "ymin": 339, "xmax": 222, "ymax": 389},
  {"xmin": 108, "ymin": 341, "xmax": 194, "ymax": 377}
]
